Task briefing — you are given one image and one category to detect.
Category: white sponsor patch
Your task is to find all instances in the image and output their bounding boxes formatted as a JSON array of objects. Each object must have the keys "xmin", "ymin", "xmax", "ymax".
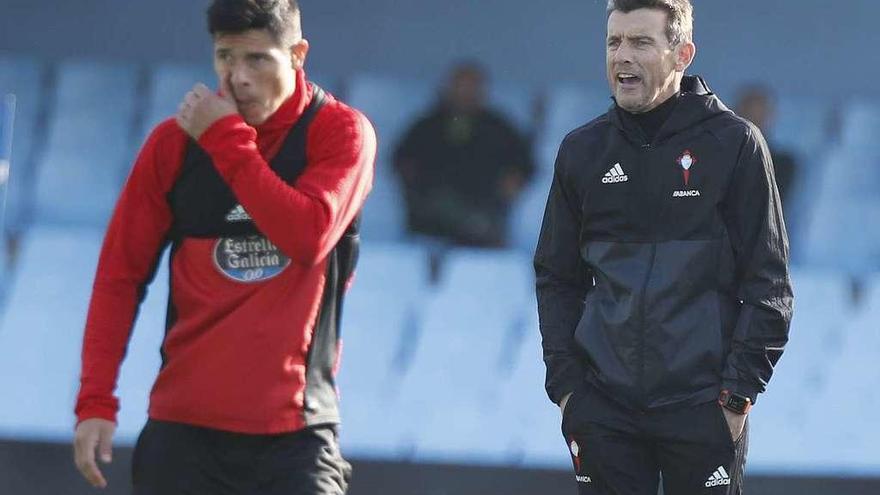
[
  {"xmin": 672, "ymin": 190, "xmax": 701, "ymax": 197},
  {"xmin": 213, "ymin": 235, "xmax": 290, "ymax": 283}
]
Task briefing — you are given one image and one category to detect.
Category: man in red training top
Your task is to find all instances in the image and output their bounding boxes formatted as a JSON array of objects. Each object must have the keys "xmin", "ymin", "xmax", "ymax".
[{"xmin": 72, "ymin": 1, "xmax": 375, "ymax": 493}]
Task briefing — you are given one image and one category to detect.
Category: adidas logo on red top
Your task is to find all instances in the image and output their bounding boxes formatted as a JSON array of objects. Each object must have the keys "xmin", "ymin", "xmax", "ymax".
[{"xmin": 225, "ymin": 204, "xmax": 252, "ymax": 222}]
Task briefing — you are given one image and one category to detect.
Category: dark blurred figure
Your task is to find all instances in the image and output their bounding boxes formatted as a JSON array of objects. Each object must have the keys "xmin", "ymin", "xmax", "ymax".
[
  {"xmin": 393, "ymin": 62, "xmax": 535, "ymax": 248},
  {"xmin": 734, "ymin": 85, "xmax": 797, "ymax": 205}
]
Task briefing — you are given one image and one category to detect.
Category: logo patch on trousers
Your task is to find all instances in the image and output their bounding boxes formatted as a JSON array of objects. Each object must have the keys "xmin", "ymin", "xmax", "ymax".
[
  {"xmin": 569, "ymin": 438, "xmax": 588, "ymax": 479},
  {"xmin": 705, "ymin": 465, "xmax": 731, "ymax": 488}
]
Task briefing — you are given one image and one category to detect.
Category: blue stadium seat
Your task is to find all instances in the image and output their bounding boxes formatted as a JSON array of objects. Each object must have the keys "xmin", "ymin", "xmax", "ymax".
[
  {"xmin": 144, "ymin": 63, "xmax": 215, "ymax": 134},
  {"xmin": 337, "ymin": 242, "xmax": 430, "ymax": 458},
  {"xmin": 489, "ymin": 80, "xmax": 536, "ymax": 135},
  {"xmin": 391, "ymin": 249, "xmax": 532, "ymax": 463},
  {"xmin": 509, "ymin": 169, "xmax": 552, "ymax": 253},
  {"xmin": 839, "ymin": 99, "xmax": 880, "ymax": 150},
  {"xmin": 537, "ymin": 84, "xmax": 609, "ymax": 174},
  {"xmin": 0, "ymin": 226, "xmax": 103, "ymax": 440},
  {"xmin": 0, "ymin": 55, "xmax": 45, "ymax": 232},
  {"xmin": 778, "ymin": 276, "xmax": 880, "ymax": 476},
  {"xmin": 438, "ymin": 248, "xmax": 533, "ymax": 314},
  {"xmin": 358, "ymin": 174, "xmax": 408, "ymax": 242},
  {"xmin": 772, "ymin": 95, "xmax": 830, "ymax": 160},
  {"xmin": 508, "ymin": 132, "xmax": 570, "ymax": 254},
  {"xmin": 0, "ymin": 226, "xmax": 168, "ymax": 443},
  {"xmin": 803, "ymin": 144, "xmax": 880, "ymax": 271},
  {"xmin": 494, "ymin": 304, "xmax": 570, "ymax": 468},
  {"xmin": 33, "ymin": 60, "xmax": 140, "ymax": 227},
  {"xmin": 814, "ymin": 146, "xmax": 880, "ymax": 202},
  {"xmin": 748, "ymin": 268, "xmax": 852, "ymax": 471},
  {"xmin": 803, "ymin": 198, "xmax": 880, "ymax": 273}
]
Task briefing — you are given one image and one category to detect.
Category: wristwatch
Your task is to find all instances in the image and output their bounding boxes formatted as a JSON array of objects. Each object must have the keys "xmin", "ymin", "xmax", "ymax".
[{"xmin": 718, "ymin": 389, "xmax": 752, "ymax": 415}]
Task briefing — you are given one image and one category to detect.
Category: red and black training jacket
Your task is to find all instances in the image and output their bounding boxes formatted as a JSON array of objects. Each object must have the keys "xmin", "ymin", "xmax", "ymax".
[{"xmin": 75, "ymin": 70, "xmax": 376, "ymax": 434}]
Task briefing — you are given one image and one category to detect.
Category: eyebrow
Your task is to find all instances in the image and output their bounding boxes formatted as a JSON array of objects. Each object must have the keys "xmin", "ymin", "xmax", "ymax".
[{"xmin": 607, "ymin": 34, "xmax": 657, "ymax": 43}]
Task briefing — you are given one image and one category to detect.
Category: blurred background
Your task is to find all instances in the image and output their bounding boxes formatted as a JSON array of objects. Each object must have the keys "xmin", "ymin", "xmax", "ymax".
[{"xmin": 1, "ymin": 0, "xmax": 879, "ymax": 493}]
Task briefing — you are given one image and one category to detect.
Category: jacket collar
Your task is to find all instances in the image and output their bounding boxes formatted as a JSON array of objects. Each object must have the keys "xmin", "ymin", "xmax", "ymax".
[
  {"xmin": 608, "ymin": 75, "xmax": 730, "ymax": 146},
  {"xmin": 253, "ymin": 68, "xmax": 314, "ymax": 135}
]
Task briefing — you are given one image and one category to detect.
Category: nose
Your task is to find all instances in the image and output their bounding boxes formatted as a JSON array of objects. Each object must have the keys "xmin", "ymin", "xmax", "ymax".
[
  {"xmin": 227, "ymin": 62, "xmax": 251, "ymax": 93},
  {"xmin": 613, "ymin": 41, "xmax": 634, "ymax": 65}
]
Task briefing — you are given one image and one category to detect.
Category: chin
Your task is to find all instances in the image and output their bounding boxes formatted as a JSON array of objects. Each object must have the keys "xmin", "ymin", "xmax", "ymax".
[
  {"xmin": 243, "ymin": 113, "xmax": 269, "ymax": 126},
  {"xmin": 616, "ymin": 97, "xmax": 643, "ymax": 113}
]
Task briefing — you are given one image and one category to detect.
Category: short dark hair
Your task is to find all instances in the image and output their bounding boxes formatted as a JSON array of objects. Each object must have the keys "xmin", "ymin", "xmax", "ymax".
[
  {"xmin": 450, "ymin": 61, "xmax": 487, "ymax": 83},
  {"xmin": 207, "ymin": 0, "xmax": 302, "ymax": 46},
  {"xmin": 607, "ymin": 0, "xmax": 693, "ymax": 46}
]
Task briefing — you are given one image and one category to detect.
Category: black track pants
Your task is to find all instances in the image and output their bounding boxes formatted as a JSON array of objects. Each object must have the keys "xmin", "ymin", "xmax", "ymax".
[
  {"xmin": 132, "ymin": 420, "xmax": 351, "ymax": 495},
  {"xmin": 561, "ymin": 382, "xmax": 748, "ymax": 495}
]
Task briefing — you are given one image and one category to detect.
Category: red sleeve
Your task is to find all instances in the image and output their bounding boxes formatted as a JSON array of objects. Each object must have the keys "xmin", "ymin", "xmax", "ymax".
[
  {"xmin": 197, "ymin": 104, "xmax": 376, "ymax": 266},
  {"xmin": 75, "ymin": 120, "xmax": 183, "ymax": 425}
]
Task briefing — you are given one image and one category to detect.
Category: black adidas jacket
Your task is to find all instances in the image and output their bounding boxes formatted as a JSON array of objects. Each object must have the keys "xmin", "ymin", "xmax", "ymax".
[{"xmin": 534, "ymin": 76, "xmax": 793, "ymax": 411}]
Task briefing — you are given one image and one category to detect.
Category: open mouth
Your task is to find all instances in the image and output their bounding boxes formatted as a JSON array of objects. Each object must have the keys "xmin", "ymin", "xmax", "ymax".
[{"xmin": 617, "ymin": 73, "xmax": 642, "ymax": 87}]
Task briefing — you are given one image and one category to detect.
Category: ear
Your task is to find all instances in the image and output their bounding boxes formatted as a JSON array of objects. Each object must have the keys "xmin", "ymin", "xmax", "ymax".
[
  {"xmin": 290, "ymin": 39, "xmax": 310, "ymax": 70},
  {"xmin": 675, "ymin": 40, "xmax": 696, "ymax": 72}
]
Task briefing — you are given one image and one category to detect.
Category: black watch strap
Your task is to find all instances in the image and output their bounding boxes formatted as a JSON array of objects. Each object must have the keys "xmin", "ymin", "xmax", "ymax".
[{"xmin": 719, "ymin": 389, "xmax": 752, "ymax": 414}]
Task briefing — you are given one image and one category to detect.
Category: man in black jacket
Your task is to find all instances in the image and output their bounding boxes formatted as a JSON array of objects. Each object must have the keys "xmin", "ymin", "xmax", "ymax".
[
  {"xmin": 534, "ymin": 1, "xmax": 792, "ymax": 493},
  {"xmin": 394, "ymin": 62, "xmax": 534, "ymax": 248}
]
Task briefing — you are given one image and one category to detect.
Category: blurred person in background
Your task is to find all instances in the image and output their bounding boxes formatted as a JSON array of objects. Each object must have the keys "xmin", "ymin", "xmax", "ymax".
[
  {"xmin": 534, "ymin": 0, "xmax": 792, "ymax": 493},
  {"xmin": 393, "ymin": 62, "xmax": 535, "ymax": 248},
  {"xmin": 72, "ymin": 1, "xmax": 375, "ymax": 493},
  {"xmin": 734, "ymin": 84, "xmax": 797, "ymax": 207}
]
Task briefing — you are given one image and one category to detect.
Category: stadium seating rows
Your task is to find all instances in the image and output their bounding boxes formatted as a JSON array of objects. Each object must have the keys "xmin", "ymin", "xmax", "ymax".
[
  {"xmin": 0, "ymin": 55, "xmax": 879, "ymax": 475},
  {"xmin": 0, "ymin": 226, "xmax": 878, "ymax": 474},
  {"xmin": 33, "ymin": 60, "xmax": 139, "ymax": 227},
  {"xmin": 0, "ymin": 56, "xmax": 44, "ymax": 233},
  {"xmin": 1, "ymin": 55, "xmax": 879, "ymax": 267}
]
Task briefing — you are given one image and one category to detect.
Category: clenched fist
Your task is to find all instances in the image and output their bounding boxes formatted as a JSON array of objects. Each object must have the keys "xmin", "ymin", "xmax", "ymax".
[{"xmin": 176, "ymin": 83, "xmax": 238, "ymax": 140}]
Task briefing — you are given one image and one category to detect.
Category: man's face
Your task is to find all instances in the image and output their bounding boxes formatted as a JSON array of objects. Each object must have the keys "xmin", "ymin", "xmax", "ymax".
[
  {"xmin": 213, "ymin": 29, "xmax": 306, "ymax": 125},
  {"xmin": 447, "ymin": 70, "xmax": 486, "ymax": 114},
  {"xmin": 606, "ymin": 9, "xmax": 691, "ymax": 113}
]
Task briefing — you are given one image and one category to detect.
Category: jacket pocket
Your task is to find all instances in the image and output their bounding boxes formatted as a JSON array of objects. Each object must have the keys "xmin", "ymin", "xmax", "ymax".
[
  {"xmin": 715, "ymin": 403, "xmax": 739, "ymax": 452},
  {"xmin": 561, "ymin": 382, "xmax": 589, "ymax": 436}
]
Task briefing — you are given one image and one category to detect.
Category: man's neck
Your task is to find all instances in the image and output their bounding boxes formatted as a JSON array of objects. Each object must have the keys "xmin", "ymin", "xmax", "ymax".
[{"xmin": 622, "ymin": 90, "xmax": 681, "ymax": 143}]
